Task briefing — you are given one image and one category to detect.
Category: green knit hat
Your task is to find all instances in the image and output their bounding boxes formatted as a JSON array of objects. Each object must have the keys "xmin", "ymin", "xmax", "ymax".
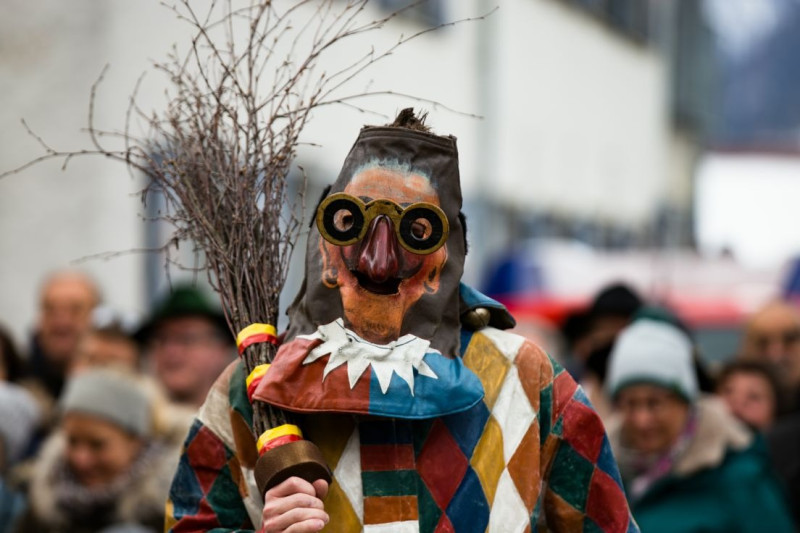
[{"xmin": 134, "ymin": 283, "xmax": 231, "ymax": 344}]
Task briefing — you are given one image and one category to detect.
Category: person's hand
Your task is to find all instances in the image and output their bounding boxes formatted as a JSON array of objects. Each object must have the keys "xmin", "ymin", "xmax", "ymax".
[{"xmin": 260, "ymin": 476, "xmax": 329, "ymax": 533}]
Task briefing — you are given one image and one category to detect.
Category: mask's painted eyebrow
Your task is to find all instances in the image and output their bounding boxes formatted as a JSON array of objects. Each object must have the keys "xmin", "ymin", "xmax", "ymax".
[{"xmin": 362, "ymin": 196, "xmax": 414, "ymax": 208}]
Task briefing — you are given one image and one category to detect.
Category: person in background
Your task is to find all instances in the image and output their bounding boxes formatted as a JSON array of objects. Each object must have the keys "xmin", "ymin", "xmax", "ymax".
[
  {"xmin": 562, "ymin": 282, "xmax": 643, "ymax": 377},
  {"xmin": 585, "ymin": 282, "xmax": 644, "ymax": 351},
  {"xmin": 14, "ymin": 368, "xmax": 178, "ymax": 533},
  {"xmin": 580, "ymin": 342, "xmax": 615, "ymax": 421},
  {"xmin": 749, "ymin": 301, "xmax": 800, "ymax": 527},
  {"xmin": 69, "ymin": 306, "xmax": 141, "ymax": 375},
  {"xmin": 768, "ymin": 409, "xmax": 800, "ymax": 526},
  {"xmin": 740, "ymin": 299, "xmax": 800, "ymax": 412},
  {"xmin": 27, "ymin": 270, "xmax": 101, "ymax": 403},
  {"xmin": 561, "ymin": 283, "xmax": 644, "ymax": 421},
  {"xmin": 606, "ymin": 318, "xmax": 795, "ymax": 532},
  {"xmin": 136, "ymin": 283, "xmax": 235, "ymax": 408},
  {"xmin": 716, "ymin": 359, "xmax": 785, "ymax": 432},
  {"xmin": 0, "ymin": 382, "xmax": 40, "ymax": 533},
  {"xmin": 67, "ymin": 307, "xmax": 195, "ymax": 448},
  {"xmin": 0, "ymin": 326, "xmax": 28, "ymax": 384}
]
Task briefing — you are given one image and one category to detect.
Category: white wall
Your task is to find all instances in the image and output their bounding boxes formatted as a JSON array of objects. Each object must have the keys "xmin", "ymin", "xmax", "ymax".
[
  {"xmin": 0, "ymin": 0, "xmax": 210, "ymax": 345},
  {"xmin": 490, "ymin": 1, "xmax": 669, "ymax": 223},
  {"xmin": 696, "ymin": 152, "xmax": 800, "ymax": 268}
]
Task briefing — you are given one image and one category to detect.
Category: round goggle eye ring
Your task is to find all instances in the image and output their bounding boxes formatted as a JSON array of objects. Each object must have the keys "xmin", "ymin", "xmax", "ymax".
[
  {"xmin": 318, "ymin": 195, "xmax": 365, "ymax": 245},
  {"xmin": 398, "ymin": 205, "xmax": 448, "ymax": 254}
]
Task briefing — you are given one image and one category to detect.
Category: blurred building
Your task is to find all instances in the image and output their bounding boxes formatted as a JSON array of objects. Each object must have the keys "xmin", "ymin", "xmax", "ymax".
[
  {"xmin": 697, "ymin": 0, "xmax": 800, "ymax": 269},
  {"xmin": 0, "ymin": 0, "xmax": 716, "ymax": 343},
  {"xmin": 466, "ymin": 0, "xmax": 715, "ymax": 284}
]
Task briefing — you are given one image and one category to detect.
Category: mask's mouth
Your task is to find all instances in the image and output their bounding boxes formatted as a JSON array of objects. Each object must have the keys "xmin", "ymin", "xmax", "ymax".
[{"xmin": 353, "ymin": 271, "xmax": 401, "ymax": 295}]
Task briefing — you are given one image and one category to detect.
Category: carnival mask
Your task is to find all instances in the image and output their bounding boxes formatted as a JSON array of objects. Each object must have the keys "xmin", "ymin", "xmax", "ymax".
[{"xmin": 285, "ymin": 115, "xmax": 466, "ymax": 358}]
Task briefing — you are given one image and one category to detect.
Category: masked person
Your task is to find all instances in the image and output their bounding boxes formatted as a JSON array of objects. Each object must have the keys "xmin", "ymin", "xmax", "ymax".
[
  {"xmin": 606, "ymin": 318, "xmax": 794, "ymax": 533},
  {"xmin": 166, "ymin": 110, "xmax": 638, "ymax": 532}
]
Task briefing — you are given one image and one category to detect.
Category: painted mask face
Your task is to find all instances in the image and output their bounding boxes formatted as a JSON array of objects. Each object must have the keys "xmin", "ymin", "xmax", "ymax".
[
  {"xmin": 286, "ymin": 124, "xmax": 466, "ymax": 357},
  {"xmin": 317, "ymin": 166, "xmax": 449, "ymax": 344}
]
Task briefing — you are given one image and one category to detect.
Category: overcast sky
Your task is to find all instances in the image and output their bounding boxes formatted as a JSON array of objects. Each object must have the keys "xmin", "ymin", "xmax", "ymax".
[{"xmin": 703, "ymin": 0, "xmax": 786, "ymax": 58}]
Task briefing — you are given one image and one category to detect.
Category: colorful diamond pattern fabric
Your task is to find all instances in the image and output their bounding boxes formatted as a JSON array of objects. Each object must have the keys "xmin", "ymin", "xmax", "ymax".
[
  {"xmin": 167, "ymin": 420, "xmax": 254, "ymax": 532},
  {"xmin": 331, "ymin": 425, "xmax": 364, "ymax": 524},
  {"xmin": 166, "ymin": 328, "xmax": 639, "ymax": 532},
  {"xmin": 488, "ymin": 469, "xmax": 531, "ymax": 532},
  {"xmin": 417, "ymin": 419, "xmax": 469, "ymax": 509},
  {"xmin": 470, "ymin": 415, "xmax": 505, "ymax": 506}
]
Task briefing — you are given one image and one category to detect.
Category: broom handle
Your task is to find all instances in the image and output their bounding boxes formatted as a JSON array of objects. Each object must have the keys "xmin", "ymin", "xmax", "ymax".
[{"xmin": 237, "ymin": 324, "xmax": 331, "ymax": 495}]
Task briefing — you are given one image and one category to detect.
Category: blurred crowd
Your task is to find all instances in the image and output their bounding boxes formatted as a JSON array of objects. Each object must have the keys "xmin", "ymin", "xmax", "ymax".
[
  {"xmin": 0, "ymin": 270, "xmax": 235, "ymax": 533},
  {"xmin": 1, "ymin": 269, "xmax": 799, "ymax": 532},
  {"xmin": 555, "ymin": 282, "xmax": 800, "ymax": 532}
]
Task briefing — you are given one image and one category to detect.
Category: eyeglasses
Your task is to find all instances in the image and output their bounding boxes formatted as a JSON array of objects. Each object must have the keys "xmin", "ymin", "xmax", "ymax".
[
  {"xmin": 752, "ymin": 328, "xmax": 800, "ymax": 351},
  {"xmin": 147, "ymin": 331, "xmax": 225, "ymax": 349},
  {"xmin": 616, "ymin": 391, "xmax": 683, "ymax": 416},
  {"xmin": 316, "ymin": 193, "xmax": 449, "ymax": 255}
]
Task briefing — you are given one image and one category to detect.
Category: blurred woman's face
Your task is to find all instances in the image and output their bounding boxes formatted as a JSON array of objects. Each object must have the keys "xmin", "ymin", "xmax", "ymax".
[
  {"xmin": 616, "ymin": 384, "xmax": 690, "ymax": 455},
  {"xmin": 718, "ymin": 371, "xmax": 776, "ymax": 431},
  {"xmin": 62, "ymin": 413, "xmax": 143, "ymax": 488}
]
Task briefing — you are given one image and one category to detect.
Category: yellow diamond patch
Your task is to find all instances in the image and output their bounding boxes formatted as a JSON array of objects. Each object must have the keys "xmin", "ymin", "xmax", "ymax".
[
  {"xmin": 463, "ymin": 332, "xmax": 511, "ymax": 410},
  {"xmin": 470, "ymin": 415, "xmax": 505, "ymax": 506}
]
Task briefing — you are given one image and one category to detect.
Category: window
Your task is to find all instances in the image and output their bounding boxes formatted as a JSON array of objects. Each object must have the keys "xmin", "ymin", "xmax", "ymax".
[
  {"xmin": 375, "ymin": 0, "xmax": 446, "ymax": 27},
  {"xmin": 562, "ymin": 0, "xmax": 650, "ymax": 43}
]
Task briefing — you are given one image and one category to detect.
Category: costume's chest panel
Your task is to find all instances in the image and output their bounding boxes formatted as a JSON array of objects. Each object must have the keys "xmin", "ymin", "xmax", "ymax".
[{"xmin": 301, "ymin": 371, "xmax": 543, "ymax": 533}]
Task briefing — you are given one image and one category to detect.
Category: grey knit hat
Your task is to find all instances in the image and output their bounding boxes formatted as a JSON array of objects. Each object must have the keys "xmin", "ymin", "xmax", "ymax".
[
  {"xmin": 606, "ymin": 318, "xmax": 698, "ymax": 402},
  {"xmin": 59, "ymin": 369, "xmax": 152, "ymax": 437}
]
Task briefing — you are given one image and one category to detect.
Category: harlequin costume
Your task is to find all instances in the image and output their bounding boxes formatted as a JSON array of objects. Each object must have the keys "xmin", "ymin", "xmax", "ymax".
[{"xmin": 165, "ymin": 111, "xmax": 639, "ymax": 532}]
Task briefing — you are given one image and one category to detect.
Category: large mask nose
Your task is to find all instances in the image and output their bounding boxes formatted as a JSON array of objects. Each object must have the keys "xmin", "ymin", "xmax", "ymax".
[{"xmin": 357, "ymin": 215, "xmax": 400, "ymax": 282}]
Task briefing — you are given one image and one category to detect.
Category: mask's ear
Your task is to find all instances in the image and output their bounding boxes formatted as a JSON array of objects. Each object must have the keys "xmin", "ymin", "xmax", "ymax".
[
  {"xmin": 423, "ymin": 247, "xmax": 448, "ymax": 294},
  {"xmin": 459, "ymin": 211, "xmax": 468, "ymax": 255},
  {"xmin": 320, "ymin": 240, "xmax": 339, "ymax": 288},
  {"xmin": 314, "ymin": 185, "xmax": 339, "ymax": 288}
]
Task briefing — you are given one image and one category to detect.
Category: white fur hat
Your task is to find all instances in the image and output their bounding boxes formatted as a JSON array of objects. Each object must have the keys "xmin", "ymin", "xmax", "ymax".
[{"xmin": 606, "ymin": 318, "xmax": 697, "ymax": 402}]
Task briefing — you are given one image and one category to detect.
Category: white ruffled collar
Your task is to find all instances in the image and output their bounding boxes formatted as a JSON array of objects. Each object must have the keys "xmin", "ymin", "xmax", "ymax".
[{"xmin": 299, "ymin": 319, "xmax": 439, "ymax": 395}]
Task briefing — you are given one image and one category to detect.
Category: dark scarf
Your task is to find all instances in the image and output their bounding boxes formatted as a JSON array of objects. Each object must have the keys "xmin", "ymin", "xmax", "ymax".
[
  {"xmin": 28, "ymin": 335, "xmax": 67, "ymax": 400},
  {"xmin": 50, "ymin": 442, "xmax": 162, "ymax": 530}
]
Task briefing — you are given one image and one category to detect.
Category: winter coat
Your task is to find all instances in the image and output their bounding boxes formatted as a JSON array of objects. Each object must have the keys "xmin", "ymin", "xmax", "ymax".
[
  {"xmin": 0, "ymin": 478, "xmax": 25, "ymax": 533},
  {"xmin": 13, "ymin": 431, "xmax": 179, "ymax": 533},
  {"xmin": 768, "ymin": 412, "xmax": 800, "ymax": 527},
  {"xmin": 609, "ymin": 397, "xmax": 795, "ymax": 533}
]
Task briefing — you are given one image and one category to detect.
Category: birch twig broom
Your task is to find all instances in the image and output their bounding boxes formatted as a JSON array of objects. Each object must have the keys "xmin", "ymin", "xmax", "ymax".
[{"xmin": 139, "ymin": 0, "xmax": 409, "ymax": 492}]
